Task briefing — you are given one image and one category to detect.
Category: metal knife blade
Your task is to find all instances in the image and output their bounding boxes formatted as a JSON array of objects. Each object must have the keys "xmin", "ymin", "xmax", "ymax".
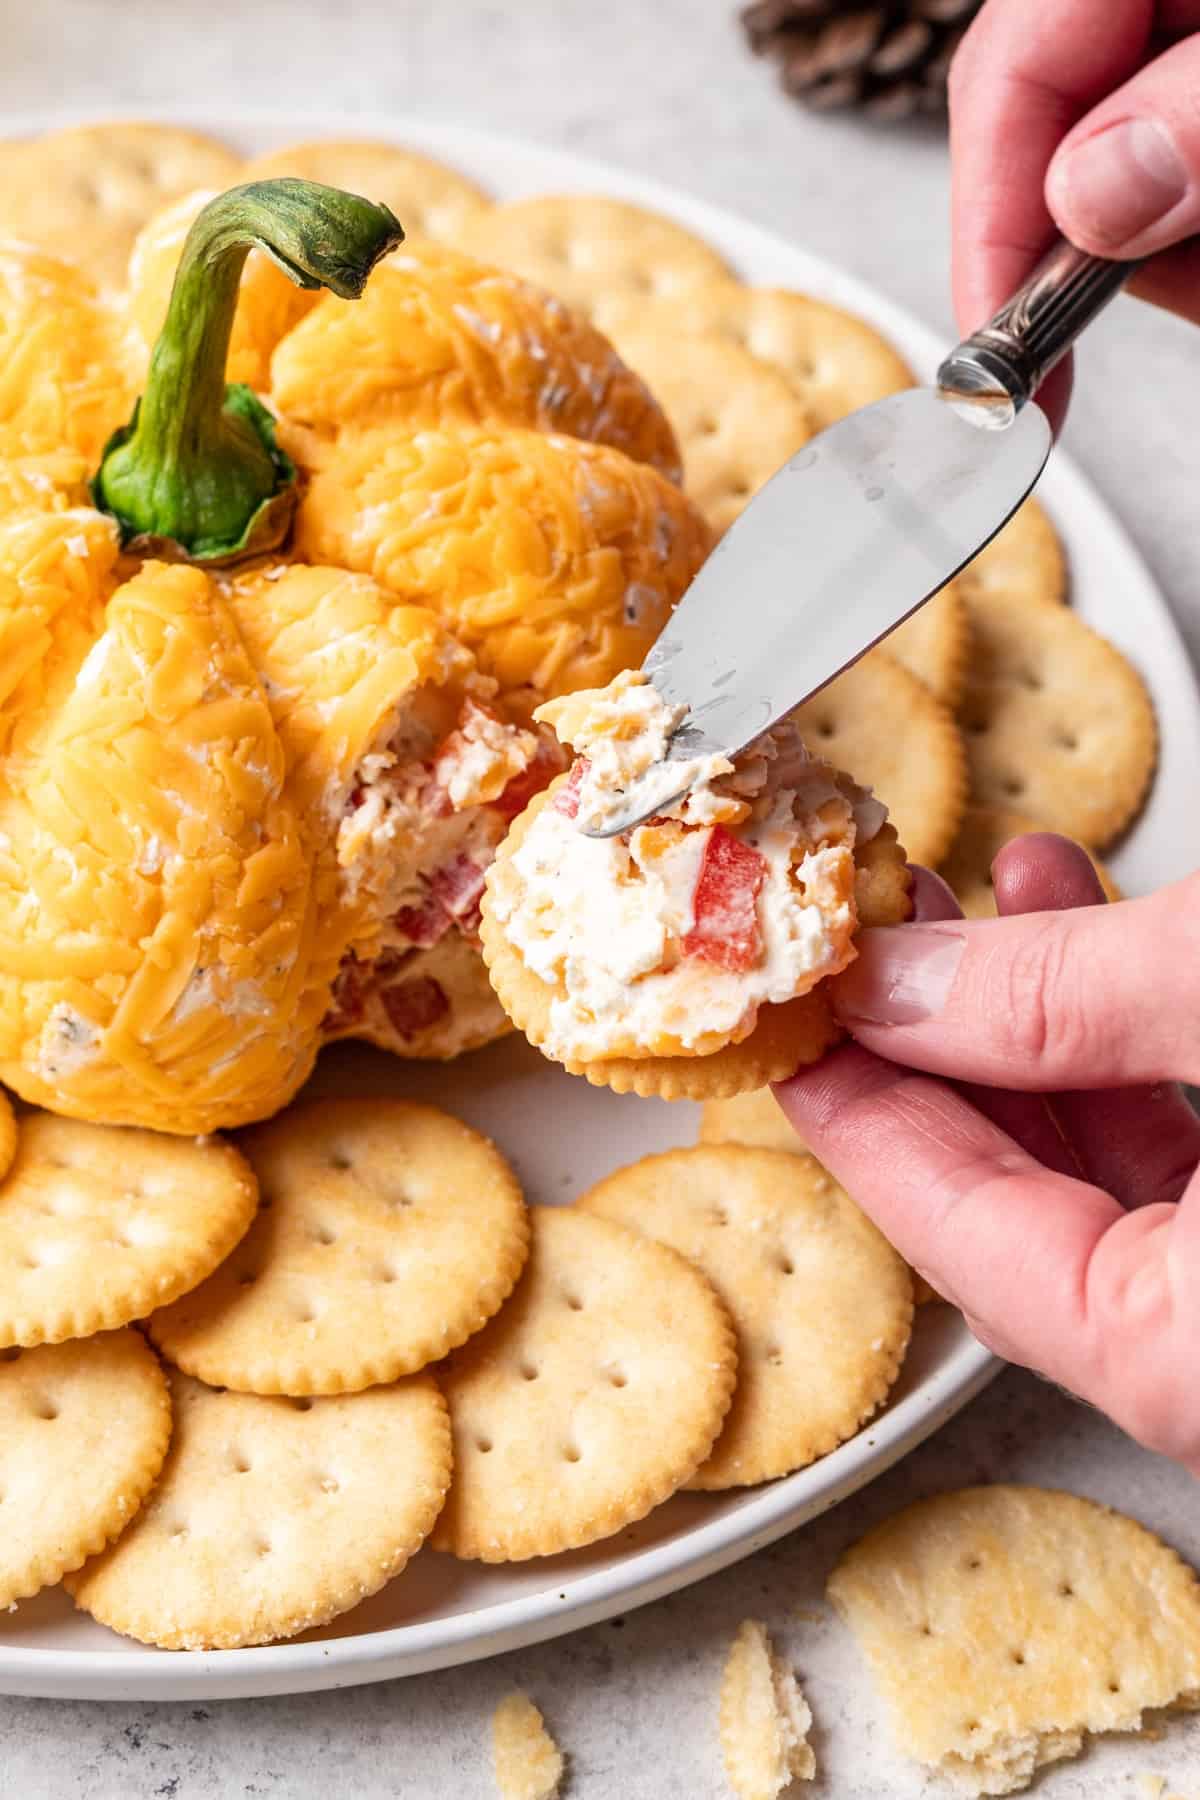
[{"xmin": 582, "ymin": 386, "xmax": 1051, "ymax": 838}]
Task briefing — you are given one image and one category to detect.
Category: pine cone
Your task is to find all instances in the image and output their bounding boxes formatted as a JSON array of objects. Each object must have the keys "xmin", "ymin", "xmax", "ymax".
[{"xmin": 741, "ymin": 0, "xmax": 982, "ymax": 122}]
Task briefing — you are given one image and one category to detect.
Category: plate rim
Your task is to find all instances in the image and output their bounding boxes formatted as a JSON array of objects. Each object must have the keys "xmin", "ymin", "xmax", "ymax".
[{"xmin": 1, "ymin": 104, "xmax": 1194, "ymax": 1700}]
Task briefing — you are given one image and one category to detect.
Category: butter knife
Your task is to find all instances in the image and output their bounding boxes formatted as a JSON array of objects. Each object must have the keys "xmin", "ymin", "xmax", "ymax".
[{"xmin": 584, "ymin": 237, "xmax": 1134, "ymax": 838}]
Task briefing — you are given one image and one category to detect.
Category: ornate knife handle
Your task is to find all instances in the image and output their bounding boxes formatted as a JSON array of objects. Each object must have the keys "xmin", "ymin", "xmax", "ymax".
[{"xmin": 937, "ymin": 237, "xmax": 1137, "ymax": 419}]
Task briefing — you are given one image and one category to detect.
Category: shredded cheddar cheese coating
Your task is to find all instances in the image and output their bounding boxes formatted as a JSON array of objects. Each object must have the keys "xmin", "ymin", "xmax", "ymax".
[
  {"xmin": 294, "ymin": 423, "xmax": 710, "ymax": 713},
  {"xmin": 270, "ymin": 243, "xmax": 681, "ymax": 479},
  {"xmin": 0, "ymin": 520, "xmax": 507, "ymax": 1131},
  {"xmin": 0, "ymin": 211, "xmax": 716, "ymax": 1127},
  {"xmin": 0, "ymin": 245, "xmax": 138, "ymax": 464}
]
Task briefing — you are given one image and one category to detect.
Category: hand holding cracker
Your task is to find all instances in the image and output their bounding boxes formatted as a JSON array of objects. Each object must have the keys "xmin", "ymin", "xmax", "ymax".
[
  {"xmin": 480, "ymin": 670, "xmax": 911, "ymax": 1098},
  {"xmin": 777, "ymin": 840, "xmax": 1200, "ymax": 1474}
]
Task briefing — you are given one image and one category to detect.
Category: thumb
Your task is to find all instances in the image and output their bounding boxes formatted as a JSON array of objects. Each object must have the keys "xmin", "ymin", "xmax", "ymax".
[
  {"xmin": 1046, "ymin": 36, "xmax": 1200, "ymax": 259},
  {"xmin": 833, "ymin": 867, "xmax": 1200, "ymax": 1091}
]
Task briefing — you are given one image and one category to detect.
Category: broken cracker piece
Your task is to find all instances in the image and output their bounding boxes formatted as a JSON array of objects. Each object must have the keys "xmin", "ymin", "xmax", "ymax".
[
  {"xmin": 828, "ymin": 1485, "xmax": 1200, "ymax": 1796},
  {"xmin": 720, "ymin": 1619, "xmax": 816, "ymax": 1798},
  {"xmin": 493, "ymin": 1691, "xmax": 564, "ymax": 1800}
]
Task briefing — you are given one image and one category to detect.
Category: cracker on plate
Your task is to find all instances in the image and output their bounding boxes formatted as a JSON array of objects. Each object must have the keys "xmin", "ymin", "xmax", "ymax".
[
  {"xmin": 596, "ymin": 281, "xmax": 914, "ymax": 433},
  {"xmin": 957, "ymin": 497, "xmax": 1067, "ymax": 612},
  {"xmin": 580, "ymin": 1146, "xmax": 912, "ymax": 1487},
  {"xmin": 0, "ymin": 122, "xmax": 242, "ymax": 289},
  {"xmin": 885, "ymin": 583, "xmax": 971, "ymax": 710},
  {"xmin": 828, "ymin": 1485, "xmax": 1200, "ymax": 1795},
  {"xmin": 699, "ymin": 1088, "xmax": 807, "ymax": 1156},
  {"xmin": 599, "ymin": 322, "xmax": 812, "ymax": 534},
  {"xmin": 0, "ymin": 1113, "xmax": 257, "ymax": 1346},
  {"xmin": 432, "ymin": 1205, "xmax": 737, "ymax": 1559},
  {"xmin": 240, "ymin": 139, "xmax": 492, "ymax": 243},
  {"xmin": 460, "ymin": 194, "xmax": 734, "ymax": 320},
  {"xmin": 793, "ymin": 650, "xmax": 968, "ymax": 869},
  {"xmin": 66, "ymin": 1369, "xmax": 450, "ymax": 1649},
  {"xmin": 939, "ymin": 805, "xmax": 1121, "ymax": 918},
  {"xmin": 958, "ymin": 597, "xmax": 1156, "ymax": 848},
  {"xmin": 697, "ymin": 1093, "xmax": 940, "ymax": 1306},
  {"xmin": 0, "ymin": 1329, "xmax": 170, "ymax": 1609},
  {"xmin": 147, "ymin": 1097, "xmax": 529, "ymax": 1396}
]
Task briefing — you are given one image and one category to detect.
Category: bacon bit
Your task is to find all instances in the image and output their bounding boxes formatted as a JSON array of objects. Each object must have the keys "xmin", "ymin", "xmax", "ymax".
[
  {"xmin": 391, "ymin": 893, "xmax": 452, "ymax": 950},
  {"xmin": 381, "ymin": 975, "xmax": 449, "ymax": 1041},
  {"xmin": 322, "ymin": 957, "xmax": 371, "ymax": 1034},
  {"xmin": 493, "ymin": 731, "xmax": 567, "ymax": 821},
  {"xmin": 681, "ymin": 826, "xmax": 767, "ymax": 971},
  {"xmin": 553, "ymin": 760, "xmax": 589, "ymax": 819},
  {"xmin": 429, "ymin": 855, "xmax": 487, "ymax": 937},
  {"xmin": 420, "ymin": 771, "xmax": 454, "ymax": 819},
  {"xmin": 427, "ymin": 696, "xmax": 500, "ymax": 814}
]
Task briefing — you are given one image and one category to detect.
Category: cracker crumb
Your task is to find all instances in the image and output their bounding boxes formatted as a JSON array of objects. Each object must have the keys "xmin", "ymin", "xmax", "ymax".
[
  {"xmin": 720, "ymin": 1619, "xmax": 815, "ymax": 1798},
  {"xmin": 492, "ymin": 1690, "xmax": 564, "ymax": 1800}
]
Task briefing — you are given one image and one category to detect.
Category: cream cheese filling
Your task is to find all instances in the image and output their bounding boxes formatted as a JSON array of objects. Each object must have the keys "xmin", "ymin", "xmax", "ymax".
[{"xmin": 493, "ymin": 671, "xmax": 887, "ymax": 1062}]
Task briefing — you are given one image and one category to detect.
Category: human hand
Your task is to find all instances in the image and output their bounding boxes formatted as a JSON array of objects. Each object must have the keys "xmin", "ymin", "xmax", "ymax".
[
  {"xmin": 949, "ymin": 0, "xmax": 1200, "ymax": 429},
  {"xmin": 775, "ymin": 841, "xmax": 1200, "ymax": 1473}
]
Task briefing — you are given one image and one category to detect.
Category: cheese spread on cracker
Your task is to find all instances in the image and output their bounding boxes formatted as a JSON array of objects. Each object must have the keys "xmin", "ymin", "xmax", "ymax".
[{"xmin": 488, "ymin": 671, "xmax": 886, "ymax": 1061}]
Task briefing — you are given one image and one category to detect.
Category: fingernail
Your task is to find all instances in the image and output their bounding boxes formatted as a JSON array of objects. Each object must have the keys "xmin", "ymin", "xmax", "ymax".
[
  {"xmin": 1052, "ymin": 119, "xmax": 1188, "ymax": 251},
  {"xmin": 835, "ymin": 925, "xmax": 965, "ymax": 1027}
]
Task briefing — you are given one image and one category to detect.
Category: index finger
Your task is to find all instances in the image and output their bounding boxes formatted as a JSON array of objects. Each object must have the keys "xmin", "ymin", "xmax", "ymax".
[{"xmin": 949, "ymin": 0, "xmax": 1152, "ymax": 329}]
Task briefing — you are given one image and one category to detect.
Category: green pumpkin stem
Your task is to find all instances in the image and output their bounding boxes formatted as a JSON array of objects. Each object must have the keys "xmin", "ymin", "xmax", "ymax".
[{"xmin": 91, "ymin": 179, "xmax": 403, "ymax": 564}]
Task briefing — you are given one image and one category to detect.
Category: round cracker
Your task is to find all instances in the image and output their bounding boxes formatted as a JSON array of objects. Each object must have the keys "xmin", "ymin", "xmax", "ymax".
[
  {"xmin": 480, "ymin": 784, "xmax": 910, "ymax": 1100},
  {"xmin": 603, "ymin": 323, "xmax": 812, "ymax": 534},
  {"xmin": 0, "ymin": 1114, "xmax": 258, "ymax": 1347},
  {"xmin": 0, "ymin": 1329, "xmax": 171, "ymax": 1609},
  {"xmin": 0, "ymin": 123, "xmax": 242, "ymax": 289},
  {"xmin": 939, "ymin": 805, "xmax": 1122, "ymax": 919},
  {"xmin": 884, "ymin": 583, "xmax": 971, "ymax": 710},
  {"xmin": 460, "ymin": 194, "xmax": 733, "ymax": 320},
  {"xmin": 958, "ymin": 597, "xmax": 1157, "ymax": 848},
  {"xmin": 580, "ymin": 1147, "xmax": 912, "ymax": 1487},
  {"xmin": 66, "ymin": 1369, "xmax": 450, "ymax": 1648},
  {"xmin": 240, "ymin": 139, "xmax": 491, "ymax": 243},
  {"xmin": 596, "ymin": 282, "xmax": 914, "ymax": 432},
  {"xmin": 794, "ymin": 651, "xmax": 968, "ymax": 868},
  {"xmin": 827, "ymin": 1485, "xmax": 1200, "ymax": 1791},
  {"xmin": 432, "ymin": 1206, "xmax": 737, "ymax": 1560},
  {"xmin": 697, "ymin": 1094, "xmax": 940, "ymax": 1306},
  {"xmin": 148, "ymin": 1099, "xmax": 529, "ymax": 1395},
  {"xmin": 957, "ymin": 496, "xmax": 1067, "ymax": 611},
  {"xmin": 0, "ymin": 1087, "xmax": 14, "ymax": 1182},
  {"xmin": 699, "ymin": 1088, "xmax": 810, "ymax": 1155}
]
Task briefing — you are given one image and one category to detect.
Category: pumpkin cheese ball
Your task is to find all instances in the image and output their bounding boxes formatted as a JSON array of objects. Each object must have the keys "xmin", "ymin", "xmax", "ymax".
[
  {"xmin": 481, "ymin": 669, "xmax": 911, "ymax": 1098},
  {"xmin": 0, "ymin": 176, "xmax": 714, "ymax": 1123}
]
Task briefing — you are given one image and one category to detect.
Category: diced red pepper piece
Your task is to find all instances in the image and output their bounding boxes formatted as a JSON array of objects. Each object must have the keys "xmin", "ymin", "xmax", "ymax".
[
  {"xmin": 380, "ymin": 974, "xmax": 450, "ymax": 1041},
  {"xmin": 553, "ymin": 759, "xmax": 589, "ymax": 819},
  {"xmin": 681, "ymin": 826, "xmax": 767, "ymax": 971},
  {"xmin": 492, "ymin": 730, "xmax": 567, "ymax": 822},
  {"xmin": 392, "ymin": 893, "xmax": 452, "ymax": 950}
]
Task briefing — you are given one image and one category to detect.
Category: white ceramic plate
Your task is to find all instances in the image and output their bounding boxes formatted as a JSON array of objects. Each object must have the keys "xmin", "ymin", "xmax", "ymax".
[{"xmin": 2, "ymin": 111, "xmax": 1198, "ymax": 1702}]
